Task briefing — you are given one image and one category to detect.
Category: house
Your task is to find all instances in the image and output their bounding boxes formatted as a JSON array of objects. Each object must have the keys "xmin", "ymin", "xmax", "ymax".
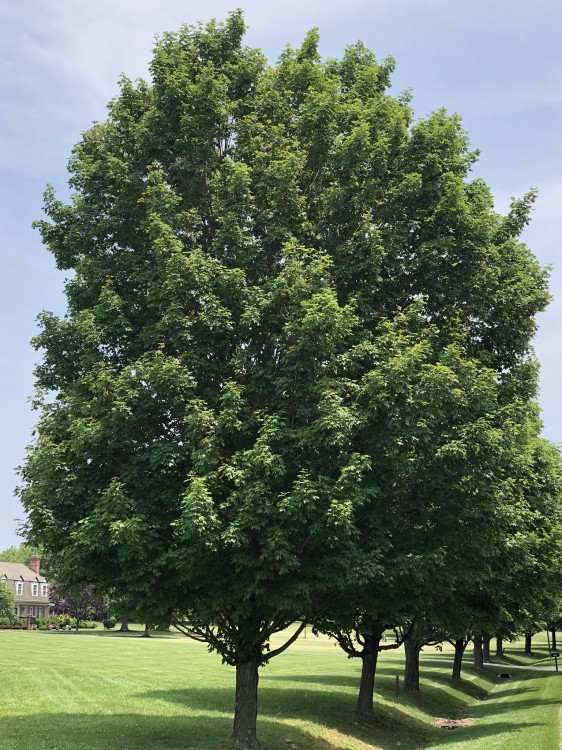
[{"xmin": 0, "ymin": 555, "xmax": 50, "ymax": 621}]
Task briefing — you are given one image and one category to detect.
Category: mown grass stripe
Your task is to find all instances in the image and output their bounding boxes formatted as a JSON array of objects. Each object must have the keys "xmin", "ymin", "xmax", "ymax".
[{"xmin": 1, "ymin": 629, "xmax": 560, "ymax": 749}]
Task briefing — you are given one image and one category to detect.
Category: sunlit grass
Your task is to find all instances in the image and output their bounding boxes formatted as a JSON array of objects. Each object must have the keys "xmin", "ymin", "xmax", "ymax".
[{"xmin": 0, "ymin": 627, "xmax": 560, "ymax": 749}]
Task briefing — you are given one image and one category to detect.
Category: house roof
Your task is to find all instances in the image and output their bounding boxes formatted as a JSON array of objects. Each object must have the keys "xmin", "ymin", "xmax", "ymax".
[{"xmin": 0, "ymin": 562, "xmax": 47, "ymax": 583}]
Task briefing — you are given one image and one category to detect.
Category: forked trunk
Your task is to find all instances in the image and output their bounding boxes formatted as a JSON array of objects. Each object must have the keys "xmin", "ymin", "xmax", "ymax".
[
  {"xmin": 403, "ymin": 631, "xmax": 421, "ymax": 695},
  {"xmin": 231, "ymin": 655, "xmax": 260, "ymax": 749},
  {"xmin": 482, "ymin": 633, "xmax": 491, "ymax": 663},
  {"xmin": 496, "ymin": 636, "xmax": 504, "ymax": 658},
  {"xmin": 355, "ymin": 629, "xmax": 383, "ymax": 719},
  {"xmin": 524, "ymin": 632, "xmax": 533, "ymax": 655},
  {"xmin": 473, "ymin": 635, "xmax": 484, "ymax": 671},
  {"xmin": 452, "ymin": 638, "xmax": 467, "ymax": 681}
]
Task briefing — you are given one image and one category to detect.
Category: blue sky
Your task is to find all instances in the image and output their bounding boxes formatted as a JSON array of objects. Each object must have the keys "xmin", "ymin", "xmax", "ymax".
[{"xmin": 1, "ymin": 0, "xmax": 560, "ymax": 550}]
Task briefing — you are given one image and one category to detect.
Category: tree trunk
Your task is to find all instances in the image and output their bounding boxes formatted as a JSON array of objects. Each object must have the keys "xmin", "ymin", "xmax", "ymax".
[
  {"xmin": 496, "ymin": 636, "xmax": 504, "ymax": 658},
  {"xmin": 355, "ymin": 629, "xmax": 383, "ymax": 719},
  {"xmin": 141, "ymin": 624, "xmax": 151, "ymax": 638},
  {"xmin": 482, "ymin": 633, "xmax": 491, "ymax": 663},
  {"xmin": 551, "ymin": 629, "xmax": 557, "ymax": 652},
  {"xmin": 524, "ymin": 632, "xmax": 533, "ymax": 655},
  {"xmin": 403, "ymin": 631, "xmax": 421, "ymax": 695},
  {"xmin": 473, "ymin": 635, "xmax": 484, "ymax": 671},
  {"xmin": 231, "ymin": 656, "xmax": 260, "ymax": 749},
  {"xmin": 452, "ymin": 638, "xmax": 467, "ymax": 681},
  {"xmin": 119, "ymin": 616, "xmax": 130, "ymax": 632}
]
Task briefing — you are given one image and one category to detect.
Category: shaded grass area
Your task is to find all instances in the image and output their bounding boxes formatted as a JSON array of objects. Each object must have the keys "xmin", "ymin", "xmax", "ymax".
[
  {"xmin": 492, "ymin": 637, "xmax": 556, "ymax": 668},
  {"xmin": 0, "ymin": 629, "xmax": 560, "ymax": 749}
]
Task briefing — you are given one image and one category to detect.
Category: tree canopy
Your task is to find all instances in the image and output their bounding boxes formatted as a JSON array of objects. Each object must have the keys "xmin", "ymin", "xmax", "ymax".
[
  {"xmin": 19, "ymin": 12, "xmax": 555, "ymax": 747},
  {"xmin": 0, "ymin": 543, "xmax": 39, "ymax": 565}
]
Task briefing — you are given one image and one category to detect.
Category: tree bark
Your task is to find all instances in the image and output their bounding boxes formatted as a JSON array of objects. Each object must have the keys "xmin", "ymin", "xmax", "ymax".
[
  {"xmin": 473, "ymin": 635, "xmax": 484, "ymax": 671},
  {"xmin": 119, "ymin": 616, "xmax": 130, "ymax": 632},
  {"xmin": 452, "ymin": 638, "xmax": 467, "ymax": 681},
  {"xmin": 231, "ymin": 656, "xmax": 261, "ymax": 749},
  {"xmin": 403, "ymin": 631, "xmax": 421, "ymax": 695},
  {"xmin": 524, "ymin": 632, "xmax": 533, "ymax": 655},
  {"xmin": 355, "ymin": 629, "xmax": 383, "ymax": 719},
  {"xmin": 141, "ymin": 624, "xmax": 151, "ymax": 638},
  {"xmin": 482, "ymin": 633, "xmax": 491, "ymax": 663},
  {"xmin": 551, "ymin": 628, "xmax": 557, "ymax": 652},
  {"xmin": 496, "ymin": 636, "xmax": 504, "ymax": 658}
]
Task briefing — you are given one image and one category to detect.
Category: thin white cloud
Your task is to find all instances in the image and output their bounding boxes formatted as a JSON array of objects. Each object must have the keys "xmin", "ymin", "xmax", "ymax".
[{"xmin": 0, "ymin": 0, "xmax": 406, "ymax": 175}]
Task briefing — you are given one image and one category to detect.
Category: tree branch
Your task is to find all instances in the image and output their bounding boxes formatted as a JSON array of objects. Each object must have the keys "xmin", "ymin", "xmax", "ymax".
[{"xmin": 264, "ymin": 621, "xmax": 307, "ymax": 661}]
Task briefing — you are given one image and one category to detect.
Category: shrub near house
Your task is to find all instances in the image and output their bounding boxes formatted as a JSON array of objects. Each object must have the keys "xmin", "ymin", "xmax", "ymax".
[{"xmin": 35, "ymin": 615, "xmax": 97, "ymax": 630}]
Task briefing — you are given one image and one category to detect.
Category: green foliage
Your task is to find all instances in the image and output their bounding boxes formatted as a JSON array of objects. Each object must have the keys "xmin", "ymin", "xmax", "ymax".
[
  {"xmin": 52, "ymin": 615, "xmax": 98, "ymax": 630},
  {"xmin": 0, "ymin": 614, "xmax": 20, "ymax": 626},
  {"xmin": 0, "ymin": 580, "xmax": 16, "ymax": 619},
  {"xmin": 57, "ymin": 613, "xmax": 77, "ymax": 629},
  {"xmin": 37, "ymin": 616, "xmax": 59, "ymax": 630},
  {"xmin": 488, "ymin": 436, "xmax": 562, "ymax": 637},
  {"xmin": 18, "ymin": 11, "xmax": 557, "ymax": 744},
  {"xmin": 0, "ymin": 544, "xmax": 30, "ymax": 563}
]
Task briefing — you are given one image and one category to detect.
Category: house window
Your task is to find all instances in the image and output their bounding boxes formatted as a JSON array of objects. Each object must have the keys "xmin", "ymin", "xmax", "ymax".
[
  {"xmin": 41, "ymin": 584, "xmax": 48, "ymax": 597},
  {"xmin": 38, "ymin": 607, "xmax": 45, "ymax": 618},
  {"xmin": 16, "ymin": 582, "xmax": 23, "ymax": 595},
  {"xmin": 28, "ymin": 607, "xmax": 35, "ymax": 616},
  {"xmin": 32, "ymin": 583, "xmax": 38, "ymax": 596}
]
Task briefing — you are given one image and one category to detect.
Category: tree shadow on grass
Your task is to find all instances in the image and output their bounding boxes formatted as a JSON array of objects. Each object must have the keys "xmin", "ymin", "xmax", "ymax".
[
  {"xmin": 426, "ymin": 716, "xmax": 547, "ymax": 749},
  {"xmin": 475, "ymin": 684, "xmax": 539, "ymax": 701},
  {"xmin": 267, "ymin": 663, "xmax": 497, "ymax": 720},
  {"xmin": 496, "ymin": 655, "xmax": 554, "ymax": 670},
  {"xmin": 136, "ymin": 683, "xmax": 545, "ymax": 750},
  {"xmin": 264, "ymin": 673, "xmax": 360, "ymax": 689},
  {"xmin": 372, "ymin": 666, "xmax": 494, "ymax": 715},
  {"xmin": 469, "ymin": 694, "xmax": 561, "ymax": 718},
  {"xmin": 0, "ymin": 707, "xmax": 433, "ymax": 750},
  {"xmin": 425, "ymin": 722, "xmax": 546, "ymax": 749},
  {"xmin": 78, "ymin": 628, "xmax": 179, "ymax": 639},
  {"xmin": 138, "ymin": 684, "xmax": 434, "ymax": 749},
  {"xmin": 0, "ymin": 712, "xmax": 232, "ymax": 750},
  {"xmin": 0, "ymin": 709, "xmax": 540, "ymax": 750}
]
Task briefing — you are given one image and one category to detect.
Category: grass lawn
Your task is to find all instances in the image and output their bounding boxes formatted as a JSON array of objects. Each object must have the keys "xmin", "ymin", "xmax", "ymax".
[{"xmin": 0, "ymin": 626, "xmax": 560, "ymax": 750}]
